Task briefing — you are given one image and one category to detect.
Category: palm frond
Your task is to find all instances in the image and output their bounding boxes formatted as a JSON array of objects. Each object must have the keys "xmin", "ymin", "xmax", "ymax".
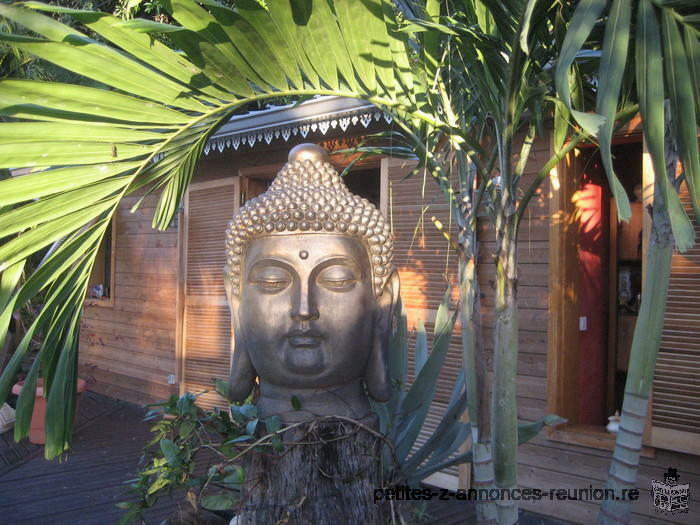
[{"xmin": 0, "ymin": 0, "xmax": 434, "ymax": 458}]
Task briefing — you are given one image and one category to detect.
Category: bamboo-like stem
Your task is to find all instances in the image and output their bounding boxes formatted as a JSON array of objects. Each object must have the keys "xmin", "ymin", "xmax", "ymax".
[
  {"xmin": 597, "ymin": 199, "xmax": 673, "ymax": 525},
  {"xmin": 460, "ymin": 250, "xmax": 496, "ymax": 524},
  {"xmin": 491, "ymin": 213, "xmax": 519, "ymax": 525},
  {"xmin": 491, "ymin": 41, "xmax": 522, "ymax": 515},
  {"xmin": 472, "ymin": 442, "xmax": 497, "ymax": 524},
  {"xmin": 453, "ymin": 148, "xmax": 496, "ymax": 523},
  {"xmin": 596, "ymin": 152, "xmax": 675, "ymax": 525}
]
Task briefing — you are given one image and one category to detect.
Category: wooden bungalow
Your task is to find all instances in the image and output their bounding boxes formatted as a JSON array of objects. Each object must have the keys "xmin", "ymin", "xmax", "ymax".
[{"xmin": 79, "ymin": 96, "xmax": 699, "ymax": 524}]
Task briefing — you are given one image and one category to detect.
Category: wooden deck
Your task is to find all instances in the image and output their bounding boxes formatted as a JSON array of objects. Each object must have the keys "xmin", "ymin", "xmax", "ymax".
[
  {"xmin": 0, "ymin": 390, "xmax": 122, "ymax": 476},
  {"xmin": 0, "ymin": 392, "xmax": 176, "ymax": 525},
  {"xmin": 1, "ymin": 393, "xmax": 571, "ymax": 525}
]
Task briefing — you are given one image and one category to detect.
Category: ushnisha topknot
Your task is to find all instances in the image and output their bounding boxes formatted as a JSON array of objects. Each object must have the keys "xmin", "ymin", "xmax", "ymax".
[{"xmin": 225, "ymin": 144, "xmax": 393, "ymax": 298}]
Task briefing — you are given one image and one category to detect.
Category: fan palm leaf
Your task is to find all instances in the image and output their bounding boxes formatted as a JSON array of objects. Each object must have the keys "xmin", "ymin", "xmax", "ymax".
[{"xmin": 0, "ymin": 0, "xmax": 439, "ymax": 459}]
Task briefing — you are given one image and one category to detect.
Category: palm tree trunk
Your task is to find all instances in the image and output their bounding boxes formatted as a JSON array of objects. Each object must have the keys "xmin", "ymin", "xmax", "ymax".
[
  {"xmin": 491, "ymin": 215, "xmax": 519, "ymax": 525},
  {"xmin": 597, "ymin": 101, "xmax": 683, "ymax": 524},
  {"xmin": 596, "ymin": 172, "xmax": 674, "ymax": 525},
  {"xmin": 454, "ymin": 150, "xmax": 498, "ymax": 524},
  {"xmin": 239, "ymin": 417, "xmax": 383, "ymax": 525},
  {"xmin": 460, "ymin": 253, "xmax": 497, "ymax": 524}
]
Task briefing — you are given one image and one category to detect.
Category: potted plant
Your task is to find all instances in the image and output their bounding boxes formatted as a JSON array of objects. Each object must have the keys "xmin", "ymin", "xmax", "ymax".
[{"xmin": 11, "ymin": 378, "xmax": 88, "ymax": 444}]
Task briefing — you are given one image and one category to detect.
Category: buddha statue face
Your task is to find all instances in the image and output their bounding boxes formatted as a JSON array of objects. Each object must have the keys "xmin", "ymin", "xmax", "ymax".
[{"xmin": 224, "ymin": 144, "xmax": 398, "ymax": 421}]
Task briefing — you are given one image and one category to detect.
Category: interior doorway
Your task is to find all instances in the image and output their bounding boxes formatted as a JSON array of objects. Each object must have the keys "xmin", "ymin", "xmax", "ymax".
[
  {"xmin": 574, "ymin": 142, "xmax": 643, "ymax": 426},
  {"xmin": 607, "ymin": 144, "xmax": 643, "ymax": 418}
]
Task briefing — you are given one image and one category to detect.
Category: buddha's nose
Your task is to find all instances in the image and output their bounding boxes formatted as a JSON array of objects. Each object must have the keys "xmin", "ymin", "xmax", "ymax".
[{"xmin": 291, "ymin": 284, "xmax": 319, "ymax": 321}]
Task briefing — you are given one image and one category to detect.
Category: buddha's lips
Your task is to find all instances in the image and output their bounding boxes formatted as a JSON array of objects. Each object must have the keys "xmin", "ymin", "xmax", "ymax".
[{"xmin": 287, "ymin": 330, "xmax": 322, "ymax": 347}]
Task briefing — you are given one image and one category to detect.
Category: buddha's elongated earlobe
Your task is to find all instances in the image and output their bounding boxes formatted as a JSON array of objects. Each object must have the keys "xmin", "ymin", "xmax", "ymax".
[
  {"xmin": 225, "ymin": 270, "xmax": 256, "ymax": 402},
  {"xmin": 365, "ymin": 270, "xmax": 400, "ymax": 402}
]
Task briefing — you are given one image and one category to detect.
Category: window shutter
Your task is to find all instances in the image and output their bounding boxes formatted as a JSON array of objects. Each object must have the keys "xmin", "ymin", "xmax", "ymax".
[
  {"xmin": 651, "ymin": 182, "xmax": 700, "ymax": 455},
  {"xmin": 182, "ymin": 179, "xmax": 238, "ymax": 410}
]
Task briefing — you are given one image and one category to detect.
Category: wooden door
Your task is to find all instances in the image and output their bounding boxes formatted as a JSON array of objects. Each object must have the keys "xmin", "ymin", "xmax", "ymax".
[{"xmin": 180, "ymin": 172, "xmax": 276, "ymax": 409}]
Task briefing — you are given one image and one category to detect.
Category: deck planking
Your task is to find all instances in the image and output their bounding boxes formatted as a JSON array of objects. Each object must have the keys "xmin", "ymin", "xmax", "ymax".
[
  {"xmin": 0, "ymin": 392, "xmax": 177, "ymax": 525},
  {"xmin": 1, "ymin": 392, "xmax": 571, "ymax": 525}
]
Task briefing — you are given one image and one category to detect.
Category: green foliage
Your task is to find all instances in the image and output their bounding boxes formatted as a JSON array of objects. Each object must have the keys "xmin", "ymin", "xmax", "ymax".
[
  {"xmin": 556, "ymin": 0, "xmax": 699, "ymax": 248},
  {"xmin": 0, "ymin": 1, "xmax": 121, "ymax": 83},
  {"xmin": 0, "ymin": 11, "xmax": 696, "ymax": 525},
  {"xmin": 372, "ymin": 293, "xmax": 564, "ymax": 488},
  {"xmin": 0, "ymin": 0, "xmax": 432, "ymax": 457},
  {"xmin": 117, "ymin": 392, "xmax": 262, "ymax": 524},
  {"xmin": 372, "ymin": 293, "xmax": 468, "ymax": 487}
]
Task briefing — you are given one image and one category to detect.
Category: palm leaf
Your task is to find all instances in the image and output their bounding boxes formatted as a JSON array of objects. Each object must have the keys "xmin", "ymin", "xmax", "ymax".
[
  {"xmin": 554, "ymin": 0, "xmax": 607, "ymax": 138},
  {"xmin": 22, "ymin": 2, "xmax": 235, "ymax": 102},
  {"xmin": 210, "ymin": 0, "xmax": 303, "ymax": 89},
  {"xmin": 595, "ymin": 0, "xmax": 633, "ymax": 223},
  {"xmin": 395, "ymin": 288, "xmax": 457, "ymax": 462},
  {"xmin": 335, "ymin": 0, "xmax": 379, "ymax": 92},
  {"xmin": 0, "ymin": 0, "xmax": 433, "ymax": 458},
  {"xmin": 0, "ymin": 9, "xmax": 208, "ymax": 112},
  {"xmin": 13, "ymin": 355, "xmax": 40, "ymax": 442},
  {"xmin": 637, "ymin": 0, "xmax": 694, "ymax": 252},
  {"xmin": 165, "ymin": 0, "xmax": 285, "ymax": 92},
  {"xmin": 662, "ymin": 10, "xmax": 700, "ymax": 220},
  {"xmin": 0, "ymin": 79, "xmax": 191, "ymax": 124},
  {"xmin": 0, "ymin": 178, "xmax": 130, "ymax": 238}
]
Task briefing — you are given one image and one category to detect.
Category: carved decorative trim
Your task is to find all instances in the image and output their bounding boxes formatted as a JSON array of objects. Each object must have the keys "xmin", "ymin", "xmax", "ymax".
[{"xmin": 204, "ymin": 96, "xmax": 392, "ymax": 155}]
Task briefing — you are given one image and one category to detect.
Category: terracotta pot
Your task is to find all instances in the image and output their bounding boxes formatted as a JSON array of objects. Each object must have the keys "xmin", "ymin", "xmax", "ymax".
[{"xmin": 11, "ymin": 378, "xmax": 88, "ymax": 444}]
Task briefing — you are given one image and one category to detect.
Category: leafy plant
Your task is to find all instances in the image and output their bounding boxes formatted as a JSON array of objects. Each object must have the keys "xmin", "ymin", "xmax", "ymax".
[
  {"xmin": 373, "ymin": 291, "xmax": 466, "ymax": 488},
  {"xmin": 117, "ymin": 389, "xmax": 279, "ymax": 524},
  {"xmin": 375, "ymin": 292, "xmax": 564, "ymax": 492},
  {"xmin": 353, "ymin": 2, "xmax": 595, "ymax": 519},
  {"xmin": 0, "ymin": 0, "xmax": 433, "ymax": 458}
]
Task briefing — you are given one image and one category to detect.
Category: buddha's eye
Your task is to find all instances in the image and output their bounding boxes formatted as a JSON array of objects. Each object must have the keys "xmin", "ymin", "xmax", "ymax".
[
  {"xmin": 317, "ymin": 265, "xmax": 357, "ymax": 292},
  {"xmin": 250, "ymin": 267, "xmax": 292, "ymax": 293}
]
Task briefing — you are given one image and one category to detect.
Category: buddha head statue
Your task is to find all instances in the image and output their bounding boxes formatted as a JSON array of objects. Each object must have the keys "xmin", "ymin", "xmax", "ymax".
[{"xmin": 224, "ymin": 144, "xmax": 399, "ymax": 422}]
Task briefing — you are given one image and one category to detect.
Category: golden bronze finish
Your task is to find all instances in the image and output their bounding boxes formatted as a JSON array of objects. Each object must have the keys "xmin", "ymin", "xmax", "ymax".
[{"xmin": 224, "ymin": 144, "xmax": 399, "ymax": 422}]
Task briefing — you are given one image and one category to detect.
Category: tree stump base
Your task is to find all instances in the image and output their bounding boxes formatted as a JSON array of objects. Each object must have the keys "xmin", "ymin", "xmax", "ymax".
[{"xmin": 237, "ymin": 416, "xmax": 384, "ymax": 525}]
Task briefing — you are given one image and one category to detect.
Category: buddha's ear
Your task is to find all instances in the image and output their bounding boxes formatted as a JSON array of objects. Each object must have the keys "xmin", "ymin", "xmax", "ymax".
[
  {"xmin": 366, "ymin": 269, "xmax": 400, "ymax": 402},
  {"xmin": 224, "ymin": 270, "xmax": 257, "ymax": 403}
]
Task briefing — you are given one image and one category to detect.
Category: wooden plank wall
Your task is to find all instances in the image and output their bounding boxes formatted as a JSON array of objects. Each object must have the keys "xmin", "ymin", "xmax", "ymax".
[
  {"xmin": 79, "ymin": 192, "xmax": 178, "ymax": 405},
  {"xmin": 387, "ymin": 137, "xmax": 551, "ymax": 476}
]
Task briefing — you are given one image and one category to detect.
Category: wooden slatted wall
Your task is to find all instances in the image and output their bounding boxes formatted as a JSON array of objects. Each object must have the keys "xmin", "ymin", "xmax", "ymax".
[
  {"xmin": 80, "ymin": 193, "xmax": 178, "ymax": 405},
  {"xmin": 182, "ymin": 179, "xmax": 237, "ymax": 410},
  {"xmin": 387, "ymin": 147, "xmax": 551, "ymax": 481},
  {"xmin": 652, "ymin": 182, "xmax": 700, "ymax": 455}
]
